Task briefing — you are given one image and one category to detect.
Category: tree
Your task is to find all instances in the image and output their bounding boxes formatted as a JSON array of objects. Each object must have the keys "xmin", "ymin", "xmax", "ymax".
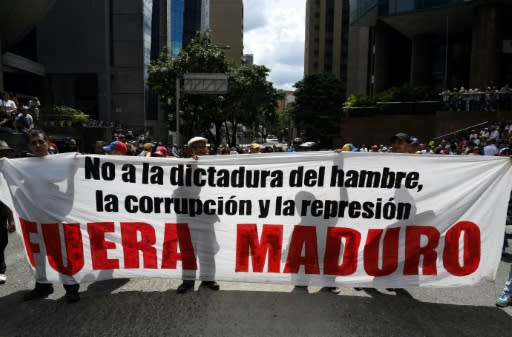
[
  {"xmin": 148, "ymin": 32, "xmax": 228, "ymax": 144},
  {"xmin": 148, "ymin": 31, "xmax": 282, "ymax": 147},
  {"xmin": 222, "ymin": 65, "xmax": 283, "ymax": 146},
  {"xmin": 291, "ymin": 73, "xmax": 345, "ymax": 147}
]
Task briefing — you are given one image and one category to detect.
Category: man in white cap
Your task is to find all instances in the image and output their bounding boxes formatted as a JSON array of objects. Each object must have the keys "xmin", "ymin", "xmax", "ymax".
[
  {"xmin": 187, "ymin": 136, "xmax": 209, "ymax": 158},
  {"xmin": 176, "ymin": 136, "xmax": 220, "ymax": 293}
]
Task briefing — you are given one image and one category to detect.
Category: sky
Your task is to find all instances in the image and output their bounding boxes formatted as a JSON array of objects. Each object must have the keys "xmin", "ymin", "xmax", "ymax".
[{"xmin": 243, "ymin": 0, "xmax": 306, "ymax": 91}]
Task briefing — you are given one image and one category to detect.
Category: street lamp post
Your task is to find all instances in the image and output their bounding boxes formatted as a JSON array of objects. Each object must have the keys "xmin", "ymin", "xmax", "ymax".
[{"xmin": 175, "ymin": 77, "xmax": 181, "ymax": 146}]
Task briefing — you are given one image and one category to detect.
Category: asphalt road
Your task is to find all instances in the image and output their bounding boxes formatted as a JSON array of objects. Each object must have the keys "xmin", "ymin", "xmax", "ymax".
[{"xmin": 1, "ymin": 231, "xmax": 512, "ymax": 337}]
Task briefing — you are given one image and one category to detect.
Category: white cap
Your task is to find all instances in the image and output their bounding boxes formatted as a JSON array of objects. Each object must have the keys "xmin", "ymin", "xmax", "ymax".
[{"xmin": 187, "ymin": 136, "xmax": 208, "ymax": 146}]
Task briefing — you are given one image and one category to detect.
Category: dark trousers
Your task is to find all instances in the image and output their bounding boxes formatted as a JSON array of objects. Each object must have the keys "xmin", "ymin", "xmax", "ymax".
[
  {"xmin": 34, "ymin": 282, "xmax": 79, "ymax": 293},
  {"xmin": 0, "ymin": 220, "xmax": 7, "ymax": 274}
]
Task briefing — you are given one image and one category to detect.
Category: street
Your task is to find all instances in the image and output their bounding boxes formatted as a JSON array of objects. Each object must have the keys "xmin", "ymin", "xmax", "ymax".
[{"xmin": 1, "ymin": 231, "xmax": 512, "ymax": 337}]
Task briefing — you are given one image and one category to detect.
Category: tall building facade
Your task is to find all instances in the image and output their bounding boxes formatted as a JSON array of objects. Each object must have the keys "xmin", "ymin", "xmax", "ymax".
[
  {"xmin": 168, "ymin": 0, "xmax": 203, "ymax": 57},
  {"xmin": 34, "ymin": 0, "xmax": 166, "ymax": 134},
  {"xmin": 202, "ymin": 0, "xmax": 243, "ymax": 65},
  {"xmin": 304, "ymin": 0, "xmax": 350, "ymax": 84},
  {"xmin": 0, "ymin": 0, "xmax": 56, "ymax": 91},
  {"xmin": 347, "ymin": 0, "xmax": 512, "ymax": 96},
  {"xmin": 169, "ymin": 0, "xmax": 185, "ymax": 57}
]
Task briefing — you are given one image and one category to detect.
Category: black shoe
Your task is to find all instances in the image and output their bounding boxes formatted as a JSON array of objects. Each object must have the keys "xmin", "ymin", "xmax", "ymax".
[
  {"xmin": 23, "ymin": 284, "xmax": 54, "ymax": 301},
  {"xmin": 65, "ymin": 291, "xmax": 80, "ymax": 303},
  {"xmin": 177, "ymin": 280, "xmax": 195, "ymax": 294},
  {"xmin": 322, "ymin": 287, "xmax": 341, "ymax": 294},
  {"xmin": 200, "ymin": 281, "xmax": 220, "ymax": 291}
]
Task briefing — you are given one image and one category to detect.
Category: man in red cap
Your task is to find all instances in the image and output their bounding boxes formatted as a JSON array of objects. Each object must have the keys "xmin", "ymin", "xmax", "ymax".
[{"xmin": 153, "ymin": 145, "xmax": 168, "ymax": 157}]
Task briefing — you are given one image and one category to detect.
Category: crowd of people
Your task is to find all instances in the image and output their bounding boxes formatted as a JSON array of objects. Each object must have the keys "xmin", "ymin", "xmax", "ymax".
[
  {"xmin": 1, "ymin": 105, "xmax": 512, "ymax": 307},
  {"xmin": 0, "ymin": 91, "xmax": 39, "ymax": 135},
  {"xmin": 439, "ymin": 85, "xmax": 512, "ymax": 112}
]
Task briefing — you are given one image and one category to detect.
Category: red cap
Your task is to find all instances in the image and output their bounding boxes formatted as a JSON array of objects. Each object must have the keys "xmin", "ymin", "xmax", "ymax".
[{"xmin": 153, "ymin": 146, "xmax": 168, "ymax": 157}]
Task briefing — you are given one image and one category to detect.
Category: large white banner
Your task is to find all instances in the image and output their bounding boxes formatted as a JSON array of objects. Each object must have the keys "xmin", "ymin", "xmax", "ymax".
[{"xmin": 0, "ymin": 152, "xmax": 511, "ymax": 288}]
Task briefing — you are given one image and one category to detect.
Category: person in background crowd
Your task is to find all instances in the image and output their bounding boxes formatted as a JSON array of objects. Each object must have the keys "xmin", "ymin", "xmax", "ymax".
[
  {"xmin": 15, "ymin": 106, "xmax": 34, "ymax": 133},
  {"xmin": 47, "ymin": 136, "xmax": 59, "ymax": 154},
  {"xmin": 3, "ymin": 93, "xmax": 17, "ymax": 117},
  {"xmin": 249, "ymin": 143, "xmax": 261, "ymax": 154},
  {"xmin": 497, "ymin": 146, "xmax": 512, "ymax": 307},
  {"xmin": 468, "ymin": 146, "xmax": 481, "ymax": 155},
  {"xmin": 0, "ymin": 92, "xmax": 5, "ymax": 110},
  {"xmin": 0, "ymin": 140, "xmax": 15, "ymax": 284},
  {"xmin": 67, "ymin": 138, "xmax": 78, "ymax": 153},
  {"xmin": 408, "ymin": 137, "xmax": 420, "ymax": 154},
  {"xmin": 29, "ymin": 97, "xmax": 41, "ymax": 121},
  {"xmin": 153, "ymin": 145, "xmax": 168, "ymax": 157},
  {"xmin": 177, "ymin": 136, "xmax": 220, "ymax": 294},
  {"xmin": 117, "ymin": 133, "xmax": 126, "ymax": 143},
  {"xmin": 125, "ymin": 141, "xmax": 138, "ymax": 155},
  {"xmin": 390, "ymin": 133, "xmax": 411, "ymax": 153},
  {"xmin": 94, "ymin": 140, "xmax": 106, "ymax": 154},
  {"xmin": 102, "ymin": 140, "xmax": 128, "ymax": 155},
  {"xmin": 170, "ymin": 144, "xmax": 180, "ymax": 157},
  {"xmin": 483, "ymin": 137, "xmax": 499, "ymax": 156},
  {"xmin": 23, "ymin": 129, "xmax": 81, "ymax": 303},
  {"xmin": 138, "ymin": 143, "xmax": 153, "ymax": 157},
  {"xmin": 0, "ymin": 106, "xmax": 13, "ymax": 133}
]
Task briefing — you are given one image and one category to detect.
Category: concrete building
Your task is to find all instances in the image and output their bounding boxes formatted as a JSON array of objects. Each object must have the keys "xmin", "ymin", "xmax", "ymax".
[
  {"xmin": 347, "ymin": 0, "xmax": 512, "ymax": 96},
  {"xmin": 202, "ymin": 0, "xmax": 243, "ymax": 64},
  {"xmin": 242, "ymin": 54, "xmax": 254, "ymax": 66},
  {"xmin": 304, "ymin": 0, "xmax": 350, "ymax": 84},
  {"xmin": 1, "ymin": 0, "xmax": 168, "ymax": 136},
  {"xmin": 0, "ymin": 0, "xmax": 56, "ymax": 92},
  {"xmin": 22, "ymin": 0, "xmax": 167, "ymax": 137}
]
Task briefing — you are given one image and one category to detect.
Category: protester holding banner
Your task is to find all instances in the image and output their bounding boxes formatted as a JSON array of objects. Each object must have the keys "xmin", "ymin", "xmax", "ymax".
[
  {"xmin": 0, "ymin": 140, "xmax": 15, "ymax": 284},
  {"xmin": 496, "ymin": 147, "xmax": 512, "ymax": 307},
  {"xmin": 177, "ymin": 136, "xmax": 220, "ymax": 294},
  {"xmin": 22, "ymin": 129, "xmax": 81, "ymax": 303}
]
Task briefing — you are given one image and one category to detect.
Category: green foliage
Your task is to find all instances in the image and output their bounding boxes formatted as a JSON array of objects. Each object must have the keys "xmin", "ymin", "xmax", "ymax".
[
  {"xmin": 342, "ymin": 85, "xmax": 439, "ymax": 114},
  {"xmin": 375, "ymin": 84, "xmax": 438, "ymax": 102},
  {"xmin": 343, "ymin": 95, "xmax": 376, "ymax": 110},
  {"xmin": 52, "ymin": 105, "xmax": 89, "ymax": 124},
  {"xmin": 53, "ymin": 105, "xmax": 84, "ymax": 117},
  {"xmin": 71, "ymin": 111, "xmax": 90, "ymax": 124},
  {"xmin": 291, "ymin": 73, "xmax": 345, "ymax": 147},
  {"xmin": 148, "ymin": 31, "xmax": 280, "ymax": 146}
]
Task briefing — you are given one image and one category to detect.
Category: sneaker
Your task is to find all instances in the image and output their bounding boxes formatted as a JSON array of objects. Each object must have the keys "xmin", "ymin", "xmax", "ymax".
[
  {"xmin": 23, "ymin": 284, "xmax": 54, "ymax": 301},
  {"xmin": 65, "ymin": 291, "xmax": 80, "ymax": 303},
  {"xmin": 0, "ymin": 274, "xmax": 6, "ymax": 284},
  {"xmin": 200, "ymin": 281, "xmax": 220, "ymax": 291},
  {"xmin": 496, "ymin": 291, "xmax": 510, "ymax": 307},
  {"xmin": 177, "ymin": 280, "xmax": 195, "ymax": 294}
]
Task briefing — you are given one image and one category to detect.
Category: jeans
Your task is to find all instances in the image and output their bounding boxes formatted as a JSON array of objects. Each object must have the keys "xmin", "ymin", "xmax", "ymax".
[
  {"xmin": 0, "ymin": 221, "xmax": 7, "ymax": 274},
  {"xmin": 502, "ymin": 264, "xmax": 512, "ymax": 296}
]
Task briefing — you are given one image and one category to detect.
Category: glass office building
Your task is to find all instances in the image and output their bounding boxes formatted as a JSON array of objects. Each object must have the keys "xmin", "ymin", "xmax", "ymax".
[
  {"xmin": 348, "ymin": 0, "xmax": 512, "ymax": 95},
  {"xmin": 169, "ymin": 0, "xmax": 185, "ymax": 57}
]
